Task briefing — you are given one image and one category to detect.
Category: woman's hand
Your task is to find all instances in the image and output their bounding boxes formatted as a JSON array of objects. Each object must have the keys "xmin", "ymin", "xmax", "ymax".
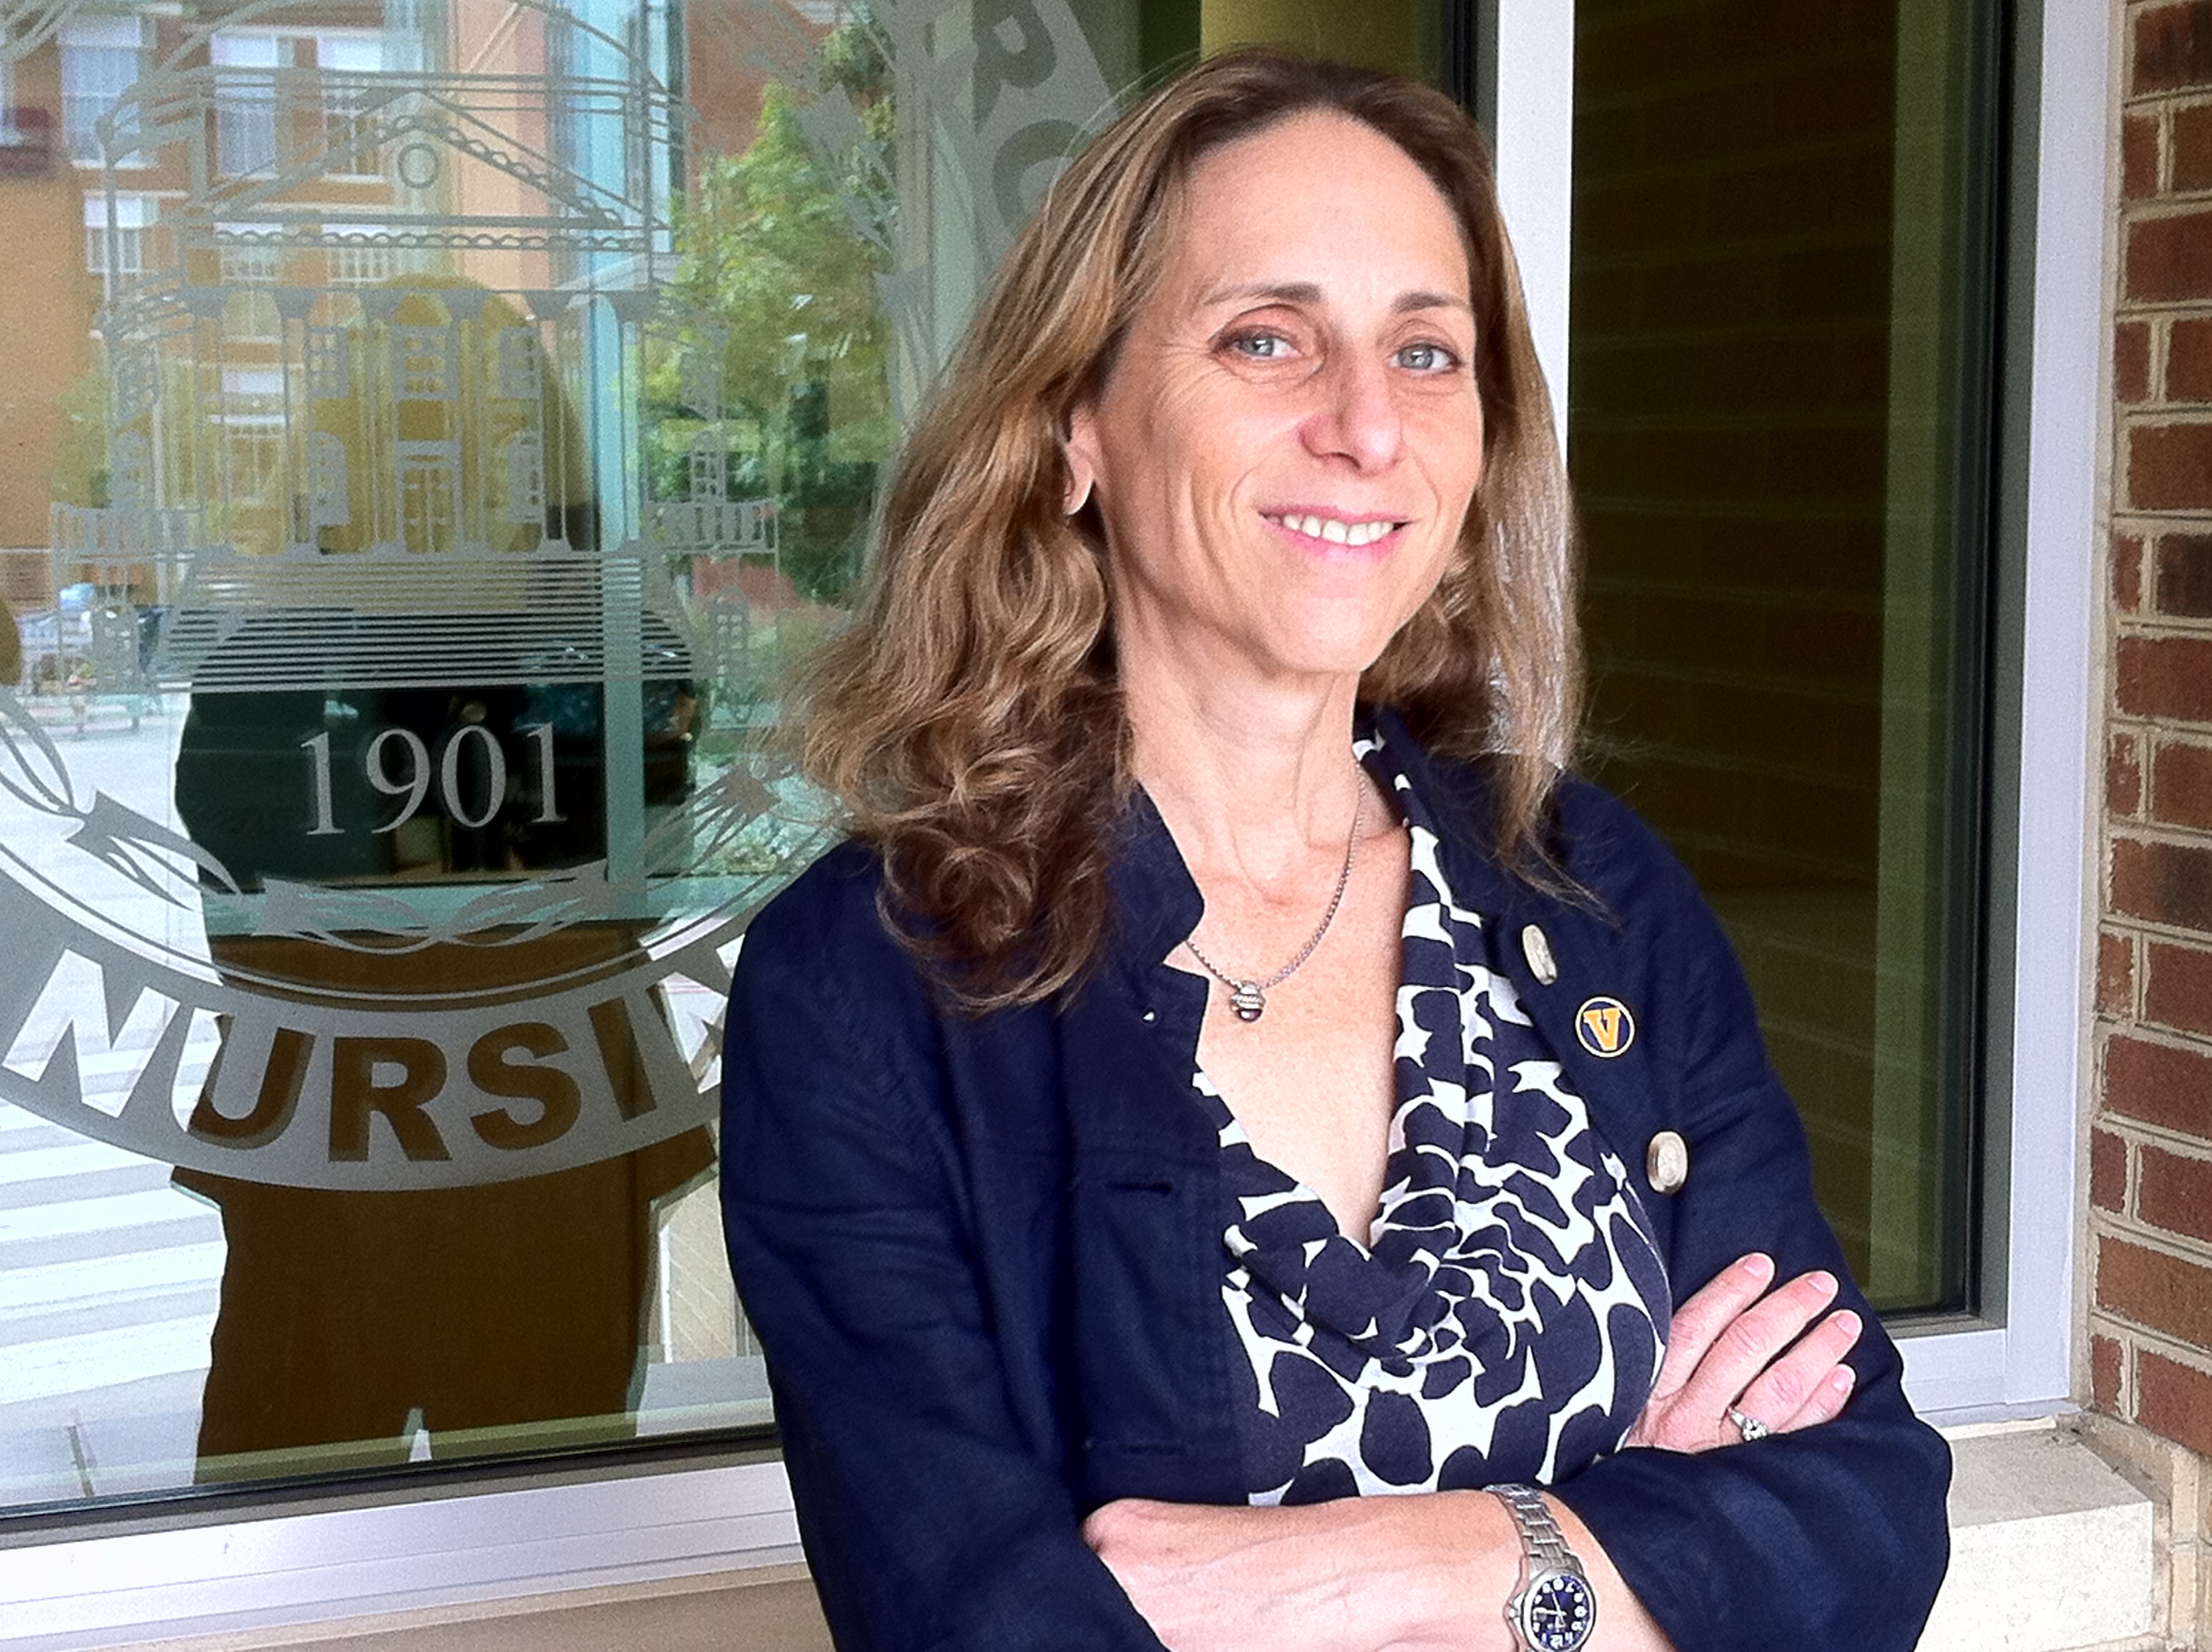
[{"xmin": 1626, "ymin": 1252, "xmax": 1862, "ymax": 1453}]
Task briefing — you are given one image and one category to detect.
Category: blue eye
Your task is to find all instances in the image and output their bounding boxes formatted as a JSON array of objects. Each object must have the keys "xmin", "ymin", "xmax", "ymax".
[
  {"xmin": 1397, "ymin": 341, "xmax": 1458, "ymax": 372},
  {"xmin": 1227, "ymin": 331, "xmax": 1290, "ymax": 359}
]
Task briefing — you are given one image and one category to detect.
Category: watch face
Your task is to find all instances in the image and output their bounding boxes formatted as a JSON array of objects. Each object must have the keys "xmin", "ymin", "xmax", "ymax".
[{"xmin": 1518, "ymin": 1570, "xmax": 1597, "ymax": 1652}]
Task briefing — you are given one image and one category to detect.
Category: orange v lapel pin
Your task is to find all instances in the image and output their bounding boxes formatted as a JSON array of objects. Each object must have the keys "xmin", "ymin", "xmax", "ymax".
[{"xmin": 1575, "ymin": 996, "xmax": 1636, "ymax": 1058}]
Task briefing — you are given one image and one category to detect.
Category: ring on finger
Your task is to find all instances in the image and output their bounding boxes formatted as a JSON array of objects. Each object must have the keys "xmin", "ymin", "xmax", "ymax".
[{"xmin": 1726, "ymin": 1405, "xmax": 1772, "ymax": 1443}]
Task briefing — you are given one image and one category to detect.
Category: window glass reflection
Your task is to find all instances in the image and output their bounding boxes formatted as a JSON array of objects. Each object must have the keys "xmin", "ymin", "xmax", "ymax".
[{"xmin": 0, "ymin": 0, "xmax": 1129, "ymax": 1508}]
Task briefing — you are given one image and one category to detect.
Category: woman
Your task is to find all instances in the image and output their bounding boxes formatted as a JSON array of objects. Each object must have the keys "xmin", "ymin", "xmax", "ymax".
[{"xmin": 720, "ymin": 49, "xmax": 1950, "ymax": 1652}]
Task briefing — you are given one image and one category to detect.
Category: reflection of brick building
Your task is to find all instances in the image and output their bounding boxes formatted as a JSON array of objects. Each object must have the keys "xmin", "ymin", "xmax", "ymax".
[
  {"xmin": 684, "ymin": 0, "xmax": 843, "ymax": 160},
  {"xmin": 0, "ymin": 0, "xmax": 827, "ymax": 579},
  {"xmin": 0, "ymin": 19, "xmax": 103, "ymax": 561},
  {"xmin": 87, "ymin": 2, "xmax": 679, "ymax": 560},
  {"xmin": 0, "ymin": 5, "xmax": 427, "ymax": 596}
]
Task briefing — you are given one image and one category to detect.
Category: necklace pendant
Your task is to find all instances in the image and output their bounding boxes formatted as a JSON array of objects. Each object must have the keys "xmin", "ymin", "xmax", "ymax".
[{"xmin": 1229, "ymin": 980, "xmax": 1266, "ymax": 1022}]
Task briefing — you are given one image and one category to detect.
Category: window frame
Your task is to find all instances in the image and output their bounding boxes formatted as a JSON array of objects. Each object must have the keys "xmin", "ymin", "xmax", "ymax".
[
  {"xmin": 82, "ymin": 192, "xmax": 151, "ymax": 277},
  {"xmin": 0, "ymin": 0, "xmax": 2110, "ymax": 1637},
  {"xmin": 1894, "ymin": 0, "xmax": 2109, "ymax": 1423},
  {"xmin": 210, "ymin": 30, "xmax": 285, "ymax": 180},
  {"xmin": 58, "ymin": 15, "xmax": 147, "ymax": 167}
]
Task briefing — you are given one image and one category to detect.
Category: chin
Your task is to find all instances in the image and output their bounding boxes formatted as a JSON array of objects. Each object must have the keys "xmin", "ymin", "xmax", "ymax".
[
  {"xmin": 1254, "ymin": 608, "xmax": 1418, "ymax": 683},
  {"xmin": 1256, "ymin": 634, "xmax": 1401, "ymax": 686},
  {"xmin": 1254, "ymin": 564, "xmax": 1444, "ymax": 656}
]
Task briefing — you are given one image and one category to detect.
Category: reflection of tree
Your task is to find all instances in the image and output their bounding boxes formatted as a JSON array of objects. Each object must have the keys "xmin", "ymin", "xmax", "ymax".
[
  {"xmin": 49, "ymin": 340, "xmax": 288, "ymax": 569},
  {"xmin": 51, "ymin": 352, "xmax": 113, "ymax": 511},
  {"xmin": 652, "ymin": 20, "xmax": 894, "ymax": 602}
]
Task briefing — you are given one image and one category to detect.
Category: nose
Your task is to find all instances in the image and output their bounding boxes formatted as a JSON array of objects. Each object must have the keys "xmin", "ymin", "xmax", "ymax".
[{"xmin": 1300, "ymin": 352, "xmax": 1402, "ymax": 473}]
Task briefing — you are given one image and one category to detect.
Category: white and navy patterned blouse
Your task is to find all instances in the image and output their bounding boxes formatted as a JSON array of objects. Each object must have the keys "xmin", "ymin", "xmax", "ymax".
[{"xmin": 1193, "ymin": 725, "xmax": 1672, "ymax": 1505}]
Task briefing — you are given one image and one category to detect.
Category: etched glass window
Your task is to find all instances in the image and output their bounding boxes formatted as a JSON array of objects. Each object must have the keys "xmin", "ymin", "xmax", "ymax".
[
  {"xmin": 308, "ymin": 433, "xmax": 351, "ymax": 527},
  {"xmin": 392, "ymin": 324, "xmax": 457, "ymax": 402},
  {"xmin": 306, "ymin": 324, "xmax": 352, "ymax": 398},
  {"xmin": 217, "ymin": 228, "xmax": 282, "ymax": 286},
  {"xmin": 503, "ymin": 432, "xmax": 547, "ymax": 524},
  {"xmin": 496, "ymin": 326, "xmax": 544, "ymax": 402},
  {"xmin": 323, "ymin": 223, "xmax": 398, "ymax": 286},
  {"xmin": 0, "ymin": 0, "xmax": 1138, "ymax": 1512}
]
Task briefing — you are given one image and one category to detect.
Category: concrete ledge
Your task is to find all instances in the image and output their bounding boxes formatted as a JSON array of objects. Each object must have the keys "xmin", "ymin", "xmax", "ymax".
[{"xmin": 1918, "ymin": 1418, "xmax": 2158, "ymax": 1652}]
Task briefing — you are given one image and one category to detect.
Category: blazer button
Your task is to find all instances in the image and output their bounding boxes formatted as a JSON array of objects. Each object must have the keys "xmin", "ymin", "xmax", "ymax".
[
  {"xmin": 1520, "ymin": 923, "xmax": 1558, "ymax": 986},
  {"xmin": 1646, "ymin": 1131, "xmax": 1690, "ymax": 1195}
]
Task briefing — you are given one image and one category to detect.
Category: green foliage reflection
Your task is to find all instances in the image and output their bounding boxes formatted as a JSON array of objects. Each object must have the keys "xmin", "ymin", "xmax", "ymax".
[{"xmin": 652, "ymin": 21, "xmax": 896, "ymax": 604}]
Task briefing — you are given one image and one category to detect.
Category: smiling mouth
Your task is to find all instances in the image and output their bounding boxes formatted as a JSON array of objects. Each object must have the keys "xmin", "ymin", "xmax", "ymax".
[{"xmin": 1264, "ymin": 512, "xmax": 1406, "ymax": 548}]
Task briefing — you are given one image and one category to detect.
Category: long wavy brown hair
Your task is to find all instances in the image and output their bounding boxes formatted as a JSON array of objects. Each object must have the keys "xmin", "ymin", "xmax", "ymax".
[{"xmin": 799, "ymin": 48, "xmax": 1579, "ymax": 1009}]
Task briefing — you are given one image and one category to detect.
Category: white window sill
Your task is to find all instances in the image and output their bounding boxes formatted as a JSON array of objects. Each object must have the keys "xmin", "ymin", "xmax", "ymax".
[{"xmin": 0, "ymin": 1457, "xmax": 804, "ymax": 1651}]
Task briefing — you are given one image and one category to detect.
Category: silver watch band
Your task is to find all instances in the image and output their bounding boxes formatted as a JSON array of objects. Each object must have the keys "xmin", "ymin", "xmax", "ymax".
[
  {"xmin": 1493, "ymin": 1482, "xmax": 1580, "ymax": 1573},
  {"xmin": 1493, "ymin": 1483, "xmax": 1597, "ymax": 1652}
]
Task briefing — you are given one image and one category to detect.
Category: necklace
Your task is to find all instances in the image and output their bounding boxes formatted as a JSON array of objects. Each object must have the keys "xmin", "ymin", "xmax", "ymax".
[{"xmin": 1182, "ymin": 786, "xmax": 1365, "ymax": 1024}]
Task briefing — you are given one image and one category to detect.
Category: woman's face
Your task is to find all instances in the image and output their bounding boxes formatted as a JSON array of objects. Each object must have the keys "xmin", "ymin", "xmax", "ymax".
[{"xmin": 1068, "ymin": 112, "xmax": 1485, "ymax": 693}]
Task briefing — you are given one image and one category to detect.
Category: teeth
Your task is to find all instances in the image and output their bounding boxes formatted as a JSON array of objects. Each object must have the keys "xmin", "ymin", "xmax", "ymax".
[{"xmin": 1272, "ymin": 514, "xmax": 1397, "ymax": 547}]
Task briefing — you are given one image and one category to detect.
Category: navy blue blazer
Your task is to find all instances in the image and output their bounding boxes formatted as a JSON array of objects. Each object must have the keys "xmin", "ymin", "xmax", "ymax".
[{"xmin": 720, "ymin": 720, "xmax": 1951, "ymax": 1652}]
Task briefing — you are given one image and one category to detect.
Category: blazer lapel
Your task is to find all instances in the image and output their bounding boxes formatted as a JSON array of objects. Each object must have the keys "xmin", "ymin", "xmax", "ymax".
[{"xmin": 1053, "ymin": 802, "xmax": 1244, "ymax": 1507}]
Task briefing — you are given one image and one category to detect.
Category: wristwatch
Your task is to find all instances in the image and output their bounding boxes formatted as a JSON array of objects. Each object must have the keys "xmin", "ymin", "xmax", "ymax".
[{"xmin": 1492, "ymin": 1483, "xmax": 1598, "ymax": 1652}]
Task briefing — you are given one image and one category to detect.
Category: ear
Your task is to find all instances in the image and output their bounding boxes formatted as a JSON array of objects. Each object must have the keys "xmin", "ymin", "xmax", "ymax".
[{"xmin": 1062, "ymin": 403, "xmax": 1102, "ymax": 515}]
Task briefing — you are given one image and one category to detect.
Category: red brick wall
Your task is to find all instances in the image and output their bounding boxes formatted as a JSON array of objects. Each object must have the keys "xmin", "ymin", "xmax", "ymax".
[{"xmin": 2093, "ymin": 0, "xmax": 2212, "ymax": 1457}]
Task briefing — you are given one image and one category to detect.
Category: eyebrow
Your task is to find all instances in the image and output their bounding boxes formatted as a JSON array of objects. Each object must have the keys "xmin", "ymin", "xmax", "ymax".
[{"xmin": 1198, "ymin": 280, "xmax": 1473, "ymax": 315}]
